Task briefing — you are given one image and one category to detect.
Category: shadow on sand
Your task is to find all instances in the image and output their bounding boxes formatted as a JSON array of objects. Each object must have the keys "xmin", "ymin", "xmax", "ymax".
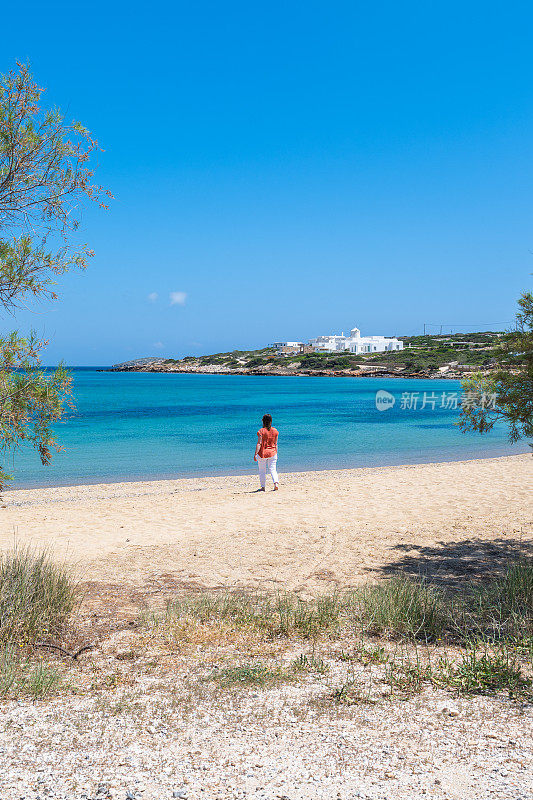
[{"xmin": 379, "ymin": 535, "xmax": 533, "ymax": 591}]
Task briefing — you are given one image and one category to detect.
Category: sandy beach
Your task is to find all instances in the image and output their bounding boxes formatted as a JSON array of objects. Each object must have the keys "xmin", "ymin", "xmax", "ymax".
[
  {"xmin": 1, "ymin": 453, "xmax": 532, "ymax": 800},
  {"xmin": 2, "ymin": 453, "xmax": 531, "ymax": 596}
]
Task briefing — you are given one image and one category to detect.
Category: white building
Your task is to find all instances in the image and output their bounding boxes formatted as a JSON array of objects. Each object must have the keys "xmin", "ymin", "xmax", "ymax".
[
  {"xmin": 308, "ymin": 326, "xmax": 403, "ymax": 354},
  {"xmin": 270, "ymin": 341, "xmax": 304, "ymax": 350},
  {"xmin": 307, "ymin": 334, "xmax": 347, "ymax": 352}
]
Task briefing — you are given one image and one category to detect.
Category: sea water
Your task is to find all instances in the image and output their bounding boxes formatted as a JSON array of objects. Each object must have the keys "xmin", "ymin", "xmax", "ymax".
[{"xmin": 8, "ymin": 370, "xmax": 528, "ymax": 488}]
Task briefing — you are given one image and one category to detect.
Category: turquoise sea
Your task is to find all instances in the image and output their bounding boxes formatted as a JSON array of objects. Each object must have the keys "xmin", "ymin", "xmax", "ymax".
[{"xmin": 9, "ymin": 370, "xmax": 529, "ymax": 488}]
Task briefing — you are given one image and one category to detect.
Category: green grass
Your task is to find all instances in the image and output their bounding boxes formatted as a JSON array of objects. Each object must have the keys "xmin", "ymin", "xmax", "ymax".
[
  {"xmin": 338, "ymin": 642, "xmax": 389, "ymax": 665},
  {"xmin": 436, "ymin": 643, "xmax": 532, "ymax": 698},
  {"xmin": 355, "ymin": 575, "xmax": 451, "ymax": 642},
  {"xmin": 145, "ymin": 561, "xmax": 533, "ymax": 700},
  {"xmin": 0, "ymin": 545, "xmax": 78, "ymax": 645},
  {"xmin": 0, "ymin": 545, "xmax": 77, "ymax": 699},
  {"xmin": 291, "ymin": 651, "xmax": 329, "ymax": 675},
  {"xmin": 331, "ymin": 680, "xmax": 372, "ymax": 705},
  {"xmin": 329, "ymin": 639, "xmax": 533, "ymax": 703},
  {"xmin": 207, "ymin": 662, "xmax": 293, "ymax": 688},
  {"xmin": 383, "ymin": 649, "xmax": 433, "ymax": 697},
  {"xmin": 149, "ymin": 564, "xmax": 533, "ymax": 650},
  {"xmin": 156, "ymin": 590, "xmax": 344, "ymax": 640},
  {"xmin": 456, "ymin": 561, "xmax": 533, "ymax": 645},
  {"xmin": 491, "ymin": 560, "xmax": 533, "ymax": 616},
  {"xmin": 0, "ymin": 645, "xmax": 63, "ymax": 699}
]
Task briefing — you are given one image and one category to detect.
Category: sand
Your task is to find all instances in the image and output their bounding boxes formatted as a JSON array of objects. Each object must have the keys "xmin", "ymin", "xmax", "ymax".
[
  {"xmin": 1, "ymin": 453, "xmax": 531, "ymax": 594},
  {"xmin": 1, "ymin": 454, "xmax": 532, "ymax": 800}
]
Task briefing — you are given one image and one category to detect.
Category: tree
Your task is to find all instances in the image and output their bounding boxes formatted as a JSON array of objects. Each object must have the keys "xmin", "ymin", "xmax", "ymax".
[
  {"xmin": 459, "ymin": 290, "xmax": 533, "ymax": 444},
  {"xmin": 0, "ymin": 63, "xmax": 109, "ymax": 489}
]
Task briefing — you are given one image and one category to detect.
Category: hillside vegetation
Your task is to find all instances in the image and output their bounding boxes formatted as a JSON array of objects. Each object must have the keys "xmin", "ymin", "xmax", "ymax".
[
  {"xmin": 111, "ymin": 331, "xmax": 512, "ymax": 377},
  {"xmin": 159, "ymin": 331, "xmax": 504, "ymax": 374}
]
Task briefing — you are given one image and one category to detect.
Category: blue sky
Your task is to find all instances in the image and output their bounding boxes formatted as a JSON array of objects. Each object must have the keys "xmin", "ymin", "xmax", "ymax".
[{"xmin": 3, "ymin": 1, "xmax": 532, "ymax": 364}]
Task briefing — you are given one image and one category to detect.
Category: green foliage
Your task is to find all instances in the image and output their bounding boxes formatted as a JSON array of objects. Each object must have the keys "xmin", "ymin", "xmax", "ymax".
[
  {"xmin": 297, "ymin": 353, "xmax": 363, "ymax": 370},
  {"xmin": 0, "ymin": 544, "xmax": 78, "ymax": 645},
  {"xmin": 345, "ymin": 641, "xmax": 389, "ymax": 665},
  {"xmin": 208, "ymin": 662, "xmax": 292, "ymax": 688},
  {"xmin": 459, "ymin": 291, "xmax": 533, "ymax": 443},
  {"xmin": 494, "ymin": 560, "xmax": 533, "ymax": 615},
  {"xmin": 437, "ymin": 643, "xmax": 531, "ymax": 698},
  {"xmin": 168, "ymin": 332, "xmax": 504, "ymax": 374},
  {"xmin": 153, "ymin": 560, "xmax": 533, "ymax": 649},
  {"xmin": 401, "ymin": 331, "xmax": 501, "ymax": 347},
  {"xmin": 245, "ymin": 356, "xmax": 268, "ymax": 367},
  {"xmin": 0, "ymin": 64, "xmax": 109, "ymax": 292},
  {"xmin": 383, "ymin": 652, "xmax": 433, "ymax": 696},
  {"xmin": 0, "ymin": 546, "xmax": 77, "ymax": 700},
  {"xmin": 0, "ymin": 63, "xmax": 108, "ymax": 488},
  {"xmin": 468, "ymin": 560, "xmax": 533, "ymax": 643},
  {"xmin": 0, "ymin": 334, "xmax": 73, "ymax": 487},
  {"xmin": 157, "ymin": 589, "xmax": 344, "ymax": 640},
  {"xmin": 0, "ymin": 645, "xmax": 63, "ymax": 698},
  {"xmin": 356, "ymin": 575, "xmax": 450, "ymax": 642},
  {"xmin": 366, "ymin": 345, "xmax": 498, "ymax": 369},
  {"xmin": 145, "ymin": 561, "xmax": 532, "ymax": 701},
  {"xmin": 291, "ymin": 651, "xmax": 329, "ymax": 674}
]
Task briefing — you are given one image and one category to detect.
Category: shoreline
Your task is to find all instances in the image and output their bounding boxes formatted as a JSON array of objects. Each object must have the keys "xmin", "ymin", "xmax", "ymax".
[
  {"xmin": 105, "ymin": 366, "xmax": 479, "ymax": 380},
  {"xmin": 8, "ymin": 445, "xmax": 530, "ymax": 492},
  {"xmin": 2, "ymin": 453, "xmax": 530, "ymax": 594}
]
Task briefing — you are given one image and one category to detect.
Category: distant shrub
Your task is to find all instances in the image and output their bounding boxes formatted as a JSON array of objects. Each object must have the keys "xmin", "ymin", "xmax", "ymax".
[{"xmin": 200, "ymin": 356, "xmax": 226, "ymax": 365}]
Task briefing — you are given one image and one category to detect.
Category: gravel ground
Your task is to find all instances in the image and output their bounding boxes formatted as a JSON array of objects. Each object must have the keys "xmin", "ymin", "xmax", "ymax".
[{"xmin": 1, "ymin": 655, "xmax": 531, "ymax": 800}]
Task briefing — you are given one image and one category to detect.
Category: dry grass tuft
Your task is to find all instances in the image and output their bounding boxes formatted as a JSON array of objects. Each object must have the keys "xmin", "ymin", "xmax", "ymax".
[{"xmin": 0, "ymin": 544, "xmax": 78, "ymax": 646}]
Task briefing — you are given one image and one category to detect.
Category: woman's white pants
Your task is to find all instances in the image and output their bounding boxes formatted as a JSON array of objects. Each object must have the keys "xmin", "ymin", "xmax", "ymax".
[{"xmin": 257, "ymin": 454, "xmax": 278, "ymax": 488}]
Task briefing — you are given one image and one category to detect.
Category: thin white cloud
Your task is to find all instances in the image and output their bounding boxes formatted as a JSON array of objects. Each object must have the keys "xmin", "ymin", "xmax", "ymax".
[
  {"xmin": 169, "ymin": 291, "xmax": 187, "ymax": 306},
  {"xmin": 153, "ymin": 341, "xmax": 164, "ymax": 349},
  {"xmin": 147, "ymin": 292, "xmax": 158, "ymax": 302}
]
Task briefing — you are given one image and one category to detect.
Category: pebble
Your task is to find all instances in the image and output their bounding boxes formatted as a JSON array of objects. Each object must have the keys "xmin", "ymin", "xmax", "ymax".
[
  {"xmin": 439, "ymin": 704, "xmax": 460, "ymax": 716},
  {"xmin": 0, "ymin": 679, "xmax": 530, "ymax": 800}
]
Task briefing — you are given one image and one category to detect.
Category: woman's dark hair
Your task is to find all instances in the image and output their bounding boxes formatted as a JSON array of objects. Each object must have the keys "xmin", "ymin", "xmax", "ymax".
[{"xmin": 262, "ymin": 413, "xmax": 272, "ymax": 429}]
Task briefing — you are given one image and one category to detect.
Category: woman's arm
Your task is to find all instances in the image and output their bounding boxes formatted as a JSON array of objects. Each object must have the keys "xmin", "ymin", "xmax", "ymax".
[{"xmin": 254, "ymin": 432, "xmax": 261, "ymax": 461}]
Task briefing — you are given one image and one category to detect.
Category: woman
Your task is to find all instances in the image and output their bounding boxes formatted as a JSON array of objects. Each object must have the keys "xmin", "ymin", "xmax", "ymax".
[{"xmin": 254, "ymin": 413, "xmax": 279, "ymax": 491}]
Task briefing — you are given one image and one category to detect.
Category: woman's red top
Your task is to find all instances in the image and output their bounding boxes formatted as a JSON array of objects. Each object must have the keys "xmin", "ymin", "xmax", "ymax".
[{"xmin": 257, "ymin": 427, "xmax": 278, "ymax": 458}]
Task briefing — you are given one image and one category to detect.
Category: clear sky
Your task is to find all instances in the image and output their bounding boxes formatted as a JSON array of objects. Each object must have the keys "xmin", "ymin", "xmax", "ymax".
[{"xmin": 3, "ymin": 1, "xmax": 532, "ymax": 364}]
